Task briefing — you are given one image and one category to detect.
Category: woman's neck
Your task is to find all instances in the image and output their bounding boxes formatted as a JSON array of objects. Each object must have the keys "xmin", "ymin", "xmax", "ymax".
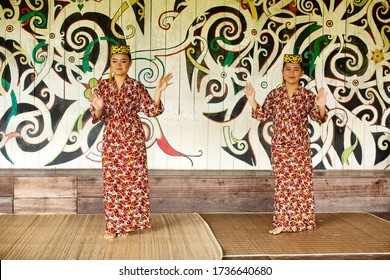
[
  {"xmin": 285, "ymin": 83, "xmax": 299, "ymax": 92},
  {"xmin": 285, "ymin": 83, "xmax": 299, "ymax": 99},
  {"xmin": 114, "ymin": 75, "xmax": 126, "ymax": 90}
]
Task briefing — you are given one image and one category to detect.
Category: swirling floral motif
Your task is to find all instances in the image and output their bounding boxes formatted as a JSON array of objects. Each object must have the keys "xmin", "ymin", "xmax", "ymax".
[
  {"xmin": 0, "ymin": 131, "xmax": 21, "ymax": 150},
  {"xmin": 222, "ymin": 126, "xmax": 255, "ymax": 165},
  {"xmin": 0, "ymin": 0, "xmax": 389, "ymax": 170},
  {"xmin": 71, "ymin": 0, "xmax": 89, "ymax": 11},
  {"xmin": 158, "ymin": 11, "xmax": 180, "ymax": 30},
  {"xmin": 83, "ymin": 77, "xmax": 99, "ymax": 99},
  {"xmin": 0, "ymin": 0, "xmax": 197, "ymax": 168},
  {"xmin": 371, "ymin": 49, "xmax": 384, "ymax": 63},
  {"xmin": 142, "ymin": 117, "xmax": 202, "ymax": 165},
  {"xmin": 111, "ymin": 2, "xmax": 136, "ymax": 39},
  {"xmin": 177, "ymin": 0, "xmax": 389, "ymax": 169}
]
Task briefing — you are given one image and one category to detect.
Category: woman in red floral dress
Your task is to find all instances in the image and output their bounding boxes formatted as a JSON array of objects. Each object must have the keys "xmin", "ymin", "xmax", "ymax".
[
  {"xmin": 244, "ymin": 54, "xmax": 327, "ymax": 235},
  {"xmin": 90, "ymin": 45, "xmax": 173, "ymax": 239}
]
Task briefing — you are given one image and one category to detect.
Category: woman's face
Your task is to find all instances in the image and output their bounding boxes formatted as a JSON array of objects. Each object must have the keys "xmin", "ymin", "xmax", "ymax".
[
  {"xmin": 282, "ymin": 62, "xmax": 304, "ymax": 85},
  {"xmin": 110, "ymin": 53, "xmax": 131, "ymax": 77}
]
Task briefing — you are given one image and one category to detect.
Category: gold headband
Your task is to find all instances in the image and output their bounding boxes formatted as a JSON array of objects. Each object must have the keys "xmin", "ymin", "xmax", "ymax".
[
  {"xmin": 283, "ymin": 54, "xmax": 302, "ymax": 63},
  {"xmin": 111, "ymin": 45, "xmax": 131, "ymax": 55}
]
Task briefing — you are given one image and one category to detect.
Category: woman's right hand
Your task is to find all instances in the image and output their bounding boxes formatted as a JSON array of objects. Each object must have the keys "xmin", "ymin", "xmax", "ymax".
[
  {"xmin": 90, "ymin": 91, "xmax": 104, "ymax": 119},
  {"xmin": 90, "ymin": 91, "xmax": 104, "ymax": 111},
  {"xmin": 244, "ymin": 82, "xmax": 255, "ymax": 100},
  {"xmin": 244, "ymin": 82, "xmax": 258, "ymax": 110}
]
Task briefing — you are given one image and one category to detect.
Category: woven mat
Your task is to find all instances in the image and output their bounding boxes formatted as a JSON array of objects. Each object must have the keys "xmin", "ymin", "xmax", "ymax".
[
  {"xmin": 201, "ymin": 212, "xmax": 390, "ymax": 259},
  {"xmin": 0, "ymin": 213, "xmax": 222, "ymax": 260}
]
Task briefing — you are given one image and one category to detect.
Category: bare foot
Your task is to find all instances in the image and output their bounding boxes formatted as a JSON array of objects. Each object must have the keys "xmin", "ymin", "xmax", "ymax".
[
  {"xmin": 269, "ymin": 227, "xmax": 284, "ymax": 235},
  {"xmin": 307, "ymin": 225, "xmax": 315, "ymax": 231},
  {"xmin": 104, "ymin": 232, "xmax": 117, "ymax": 239}
]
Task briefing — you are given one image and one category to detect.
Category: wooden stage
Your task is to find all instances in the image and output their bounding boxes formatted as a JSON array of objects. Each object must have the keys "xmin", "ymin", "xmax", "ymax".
[
  {"xmin": 0, "ymin": 212, "xmax": 389, "ymax": 260},
  {"xmin": 0, "ymin": 213, "xmax": 223, "ymax": 260},
  {"xmin": 202, "ymin": 212, "xmax": 390, "ymax": 260},
  {"xmin": 0, "ymin": 169, "xmax": 389, "ymax": 260}
]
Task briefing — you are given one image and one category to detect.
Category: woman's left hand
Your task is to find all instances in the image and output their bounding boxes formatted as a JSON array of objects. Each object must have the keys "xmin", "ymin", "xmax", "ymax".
[
  {"xmin": 156, "ymin": 73, "xmax": 173, "ymax": 92},
  {"xmin": 315, "ymin": 87, "xmax": 326, "ymax": 108},
  {"xmin": 315, "ymin": 87, "xmax": 327, "ymax": 121}
]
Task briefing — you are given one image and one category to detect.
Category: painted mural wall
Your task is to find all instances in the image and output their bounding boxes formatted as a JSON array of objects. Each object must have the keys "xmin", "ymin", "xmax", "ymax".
[{"xmin": 0, "ymin": 0, "xmax": 389, "ymax": 170}]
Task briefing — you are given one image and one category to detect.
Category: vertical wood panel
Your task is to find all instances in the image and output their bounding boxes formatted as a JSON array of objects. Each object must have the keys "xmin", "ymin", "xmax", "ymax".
[
  {"xmin": 383, "ymin": 177, "xmax": 390, "ymax": 197},
  {"xmin": 0, "ymin": 177, "xmax": 13, "ymax": 196},
  {"xmin": 0, "ymin": 177, "xmax": 13, "ymax": 214},
  {"xmin": 14, "ymin": 198, "xmax": 77, "ymax": 214},
  {"xmin": 0, "ymin": 197, "xmax": 13, "ymax": 214},
  {"xmin": 14, "ymin": 177, "xmax": 77, "ymax": 197},
  {"xmin": 14, "ymin": 177, "xmax": 77, "ymax": 214},
  {"xmin": 77, "ymin": 177, "xmax": 103, "ymax": 214}
]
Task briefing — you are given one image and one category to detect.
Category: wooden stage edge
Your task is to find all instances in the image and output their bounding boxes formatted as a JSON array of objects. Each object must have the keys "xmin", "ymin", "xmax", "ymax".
[{"xmin": 0, "ymin": 169, "xmax": 389, "ymax": 214}]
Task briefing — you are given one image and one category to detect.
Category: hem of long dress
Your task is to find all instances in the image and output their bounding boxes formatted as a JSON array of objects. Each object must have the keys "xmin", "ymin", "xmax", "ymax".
[
  {"xmin": 272, "ymin": 224, "xmax": 317, "ymax": 233},
  {"xmin": 107, "ymin": 225, "xmax": 151, "ymax": 235}
]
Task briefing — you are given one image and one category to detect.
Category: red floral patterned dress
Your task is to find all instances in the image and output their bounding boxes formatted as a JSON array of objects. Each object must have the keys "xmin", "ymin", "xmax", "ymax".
[
  {"xmin": 252, "ymin": 86, "xmax": 327, "ymax": 232},
  {"xmin": 91, "ymin": 76, "xmax": 164, "ymax": 235}
]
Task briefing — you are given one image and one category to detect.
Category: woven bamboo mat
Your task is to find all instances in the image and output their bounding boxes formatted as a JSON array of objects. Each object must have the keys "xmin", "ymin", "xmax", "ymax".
[
  {"xmin": 0, "ymin": 213, "xmax": 222, "ymax": 260},
  {"xmin": 201, "ymin": 212, "xmax": 390, "ymax": 260}
]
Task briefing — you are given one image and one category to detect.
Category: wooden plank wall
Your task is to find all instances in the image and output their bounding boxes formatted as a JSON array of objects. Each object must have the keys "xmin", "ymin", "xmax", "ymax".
[
  {"xmin": 0, "ymin": 177, "xmax": 13, "ymax": 214},
  {"xmin": 0, "ymin": 170, "xmax": 389, "ymax": 214},
  {"xmin": 14, "ymin": 177, "xmax": 77, "ymax": 214}
]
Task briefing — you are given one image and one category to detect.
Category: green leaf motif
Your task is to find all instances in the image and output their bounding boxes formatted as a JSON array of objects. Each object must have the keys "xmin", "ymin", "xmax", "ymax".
[{"xmin": 341, "ymin": 138, "xmax": 359, "ymax": 165}]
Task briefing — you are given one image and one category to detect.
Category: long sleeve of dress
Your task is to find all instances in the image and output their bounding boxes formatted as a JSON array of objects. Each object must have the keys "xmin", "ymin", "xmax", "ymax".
[
  {"xmin": 251, "ymin": 90, "xmax": 275, "ymax": 123},
  {"xmin": 307, "ymin": 91, "xmax": 328, "ymax": 124},
  {"xmin": 137, "ymin": 82, "xmax": 164, "ymax": 117},
  {"xmin": 90, "ymin": 81, "xmax": 107, "ymax": 124}
]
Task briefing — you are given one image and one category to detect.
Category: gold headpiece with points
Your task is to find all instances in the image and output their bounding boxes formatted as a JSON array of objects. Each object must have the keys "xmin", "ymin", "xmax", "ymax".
[
  {"xmin": 283, "ymin": 54, "xmax": 303, "ymax": 63},
  {"xmin": 110, "ymin": 45, "xmax": 131, "ymax": 55}
]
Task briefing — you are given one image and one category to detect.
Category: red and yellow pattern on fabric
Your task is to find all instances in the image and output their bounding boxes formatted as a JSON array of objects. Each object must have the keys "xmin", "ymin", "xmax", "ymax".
[
  {"xmin": 91, "ymin": 76, "xmax": 163, "ymax": 235},
  {"xmin": 252, "ymin": 86, "xmax": 327, "ymax": 232}
]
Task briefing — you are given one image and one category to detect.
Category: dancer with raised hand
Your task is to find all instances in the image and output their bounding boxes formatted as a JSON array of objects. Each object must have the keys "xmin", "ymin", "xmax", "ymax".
[
  {"xmin": 244, "ymin": 54, "xmax": 327, "ymax": 235},
  {"xmin": 90, "ymin": 45, "xmax": 173, "ymax": 239}
]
